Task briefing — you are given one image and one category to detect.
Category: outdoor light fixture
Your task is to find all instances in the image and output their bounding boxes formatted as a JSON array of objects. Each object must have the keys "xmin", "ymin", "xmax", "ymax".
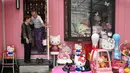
[{"xmin": 16, "ymin": 0, "xmax": 20, "ymax": 9}]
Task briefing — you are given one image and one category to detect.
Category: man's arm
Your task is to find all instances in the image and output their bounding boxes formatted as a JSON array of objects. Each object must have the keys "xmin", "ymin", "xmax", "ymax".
[{"xmin": 38, "ymin": 16, "xmax": 46, "ymax": 27}]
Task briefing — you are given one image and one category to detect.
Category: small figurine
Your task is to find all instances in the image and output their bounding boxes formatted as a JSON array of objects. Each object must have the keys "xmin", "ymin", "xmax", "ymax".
[
  {"xmin": 98, "ymin": 56, "xmax": 106, "ymax": 68},
  {"xmin": 74, "ymin": 43, "xmax": 82, "ymax": 56},
  {"xmin": 49, "ymin": 35, "xmax": 61, "ymax": 52},
  {"xmin": 7, "ymin": 45, "xmax": 15, "ymax": 57},
  {"xmin": 113, "ymin": 33, "xmax": 121, "ymax": 60},
  {"xmin": 128, "ymin": 58, "xmax": 130, "ymax": 68},
  {"xmin": 74, "ymin": 55, "xmax": 86, "ymax": 72}
]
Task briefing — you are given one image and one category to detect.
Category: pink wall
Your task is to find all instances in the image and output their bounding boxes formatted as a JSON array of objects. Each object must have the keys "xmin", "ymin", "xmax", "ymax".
[
  {"xmin": 115, "ymin": 0, "xmax": 130, "ymax": 43},
  {"xmin": 0, "ymin": 0, "xmax": 3, "ymax": 59},
  {"xmin": 3, "ymin": 0, "xmax": 130, "ymax": 58},
  {"xmin": 49, "ymin": 0, "xmax": 64, "ymax": 42},
  {"xmin": 4, "ymin": 0, "xmax": 23, "ymax": 58}
]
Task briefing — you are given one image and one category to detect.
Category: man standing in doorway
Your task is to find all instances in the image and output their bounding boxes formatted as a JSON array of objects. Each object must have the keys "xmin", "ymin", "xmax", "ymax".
[{"xmin": 30, "ymin": 9, "xmax": 47, "ymax": 53}]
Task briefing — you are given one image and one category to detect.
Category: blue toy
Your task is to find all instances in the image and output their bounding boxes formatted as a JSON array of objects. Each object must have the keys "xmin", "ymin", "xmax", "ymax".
[
  {"xmin": 113, "ymin": 33, "xmax": 121, "ymax": 60},
  {"xmin": 128, "ymin": 58, "xmax": 130, "ymax": 68}
]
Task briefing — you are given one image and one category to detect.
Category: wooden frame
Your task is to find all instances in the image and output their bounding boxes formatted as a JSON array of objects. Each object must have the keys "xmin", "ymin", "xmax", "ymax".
[{"xmin": 64, "ymin": 0, "xmax": 115, "ymax": 41}]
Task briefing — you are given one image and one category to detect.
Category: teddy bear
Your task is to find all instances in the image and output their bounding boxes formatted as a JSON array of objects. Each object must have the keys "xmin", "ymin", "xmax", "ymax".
[{"xmin": 49, "ymin": 35, "xmax": 61, "ymax": 52}]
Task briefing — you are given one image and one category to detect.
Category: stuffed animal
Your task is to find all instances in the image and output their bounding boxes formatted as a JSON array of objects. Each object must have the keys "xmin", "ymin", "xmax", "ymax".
[
  {"xmin": 75, "ymin": 24, "xmax": 90, "ymax": 37},
  {"xmin": 74, "ymin": 55, "xmax": 86, "ymax": 72},
  {"xmin": 7, "ymin": 45, "xmax": 15, "ymax": 57},
  {"xmin": 100, "ymin": 38, "xmax": 115, "ymax": 51},
  {"xmin": 98, "ymin": 56, "xmax": 106, "ymax": 68},
  {"xmin": 73, "ymin": 43, "xmax": 82, "ymax": 56},
  {"xmin": 49, "ymin": 35, "xmax": 61, "ymax": 52}
]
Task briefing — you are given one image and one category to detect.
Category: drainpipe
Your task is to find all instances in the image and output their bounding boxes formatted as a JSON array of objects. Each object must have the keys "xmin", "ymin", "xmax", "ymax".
[{"xmin": 2, "ymin": 0, "xmax": 6, "ymax": 50}]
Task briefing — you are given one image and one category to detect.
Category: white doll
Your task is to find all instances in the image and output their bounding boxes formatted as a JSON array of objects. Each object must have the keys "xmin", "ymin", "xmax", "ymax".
[{"xmin": 74, "ymin": 55, "xmax": 86, "ymax": 72}]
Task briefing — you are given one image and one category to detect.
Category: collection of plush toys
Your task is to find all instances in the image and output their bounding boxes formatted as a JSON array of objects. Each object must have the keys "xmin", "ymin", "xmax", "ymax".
[
  {"xmin": 49, "ymin": 33, "xmax": 130, "ymax": 73},
  {"xmin": 49, "ymin": 35, "xmax": 91, "ymax": 72}
]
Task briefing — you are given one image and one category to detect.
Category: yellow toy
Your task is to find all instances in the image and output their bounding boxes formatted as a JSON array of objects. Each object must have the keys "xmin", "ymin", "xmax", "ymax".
[
  {"xmin": 124, "ymin": 68, "xmax": 130, "ymax": 73},
  {"xmin": 98, "ymin": 56, "xmax": 106, "ymax": 68}
]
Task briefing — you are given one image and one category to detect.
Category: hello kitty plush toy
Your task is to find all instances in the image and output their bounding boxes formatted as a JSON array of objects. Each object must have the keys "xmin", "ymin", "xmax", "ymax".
[
  {"xmin": 100, "ymin": 31, "xmax": 115, "ymax": 51},
  {"xmin": 7, "ymin": 45, "xmax": 15, "ymax": 57},
  {"xmin": 74, "ymin": 55, "xmax": 86, "ymax": 72},
  {"xmin": 50, "ymin": 35, "xmax": 61, "ymax": 53},
  {"xmin": 74, "ymin": 43, "xmax": 83, "ymax": 56}
]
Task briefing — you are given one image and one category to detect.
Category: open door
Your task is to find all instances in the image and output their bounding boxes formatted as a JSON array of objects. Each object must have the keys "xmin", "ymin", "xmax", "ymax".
[{"xmin": 23, "ymin": 0, "xmax": 49, "ymax": 59}]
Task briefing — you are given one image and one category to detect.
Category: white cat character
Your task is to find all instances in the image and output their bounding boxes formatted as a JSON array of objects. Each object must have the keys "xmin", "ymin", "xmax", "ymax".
[
  {"xmin": 74, "ymin": 43, "xmax": 82, "ymax": 56},
  {"xmin": 74, "ymin": 55, "xmax": 86, "ymax": 72},
  {"xmin": 7, "ymin": 45, "xmax": 15, "ymax": 57},
  {"xmin": 49, "ymin": 35, "xmax": 61, "ymax": 52},
  {"xmin": 100, "ymin": 38, "xmax": 115, "ymax": 51}
]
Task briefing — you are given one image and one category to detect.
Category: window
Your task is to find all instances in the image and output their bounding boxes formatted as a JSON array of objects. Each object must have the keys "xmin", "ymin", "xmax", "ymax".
[{"xmin": 64, "ymin": 0, "xmax": 115, "ymax": 41}]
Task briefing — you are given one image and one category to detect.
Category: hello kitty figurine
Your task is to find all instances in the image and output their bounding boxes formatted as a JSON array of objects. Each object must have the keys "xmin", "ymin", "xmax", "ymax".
[
  {"xmin": 50, "ymin": 35, "xmax": 61, "ymax": 52},
  {"xmin": 74, "ymin": 55, "xmax": 86, "ymax": 72},
  {"xmin": 74, "ymin": 43, "xmax": 82, "ymax": 56},
  {"xmin": 7, "ymin": 45, "xmax": 15, "ymax": 57}
]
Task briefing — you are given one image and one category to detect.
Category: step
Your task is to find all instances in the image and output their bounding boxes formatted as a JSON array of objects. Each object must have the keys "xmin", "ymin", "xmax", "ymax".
[{"xmin": 18, "ymin": 59, "xmax": 49, "ymax": 73}]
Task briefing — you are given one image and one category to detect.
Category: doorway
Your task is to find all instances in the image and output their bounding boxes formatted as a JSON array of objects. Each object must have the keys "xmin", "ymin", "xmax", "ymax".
[{"xmin": 23, "ymin": 0, "xmax": 47, "ymax": 55}]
